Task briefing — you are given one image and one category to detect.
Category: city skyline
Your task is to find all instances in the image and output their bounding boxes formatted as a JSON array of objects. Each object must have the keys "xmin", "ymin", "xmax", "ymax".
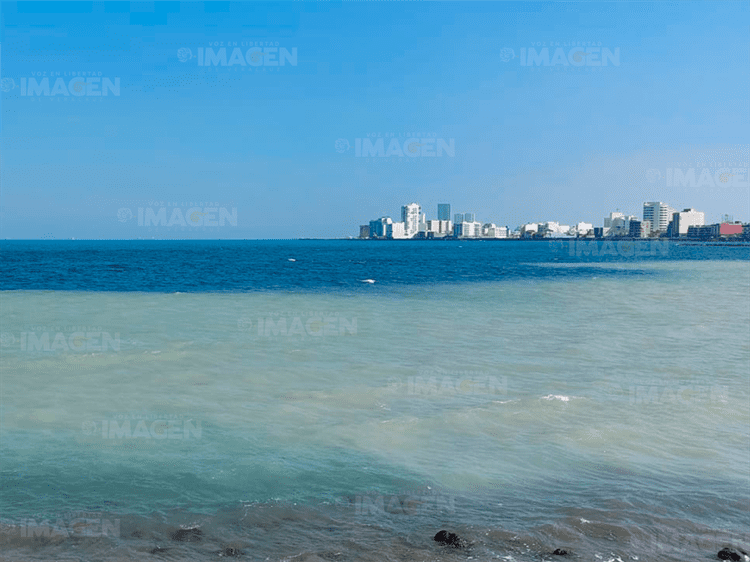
[
  {"xmin": 0, "ymin": 2, "xmax": 748, "ymax": 239},
  {"xmin": 360, "ymin": 199, "xmax": 745, "ymax": 240}
]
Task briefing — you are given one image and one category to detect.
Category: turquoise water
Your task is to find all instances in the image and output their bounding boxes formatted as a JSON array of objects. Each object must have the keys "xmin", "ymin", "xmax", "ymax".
[{"xmin": 1, "ymin": 256, "xmax": 749, "ymax": 560}]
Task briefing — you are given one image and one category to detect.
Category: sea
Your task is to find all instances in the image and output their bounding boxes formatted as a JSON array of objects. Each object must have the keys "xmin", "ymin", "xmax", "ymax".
[{"xmin": 0, "ymin": 239, "xmax": 748, "ymax": 562}]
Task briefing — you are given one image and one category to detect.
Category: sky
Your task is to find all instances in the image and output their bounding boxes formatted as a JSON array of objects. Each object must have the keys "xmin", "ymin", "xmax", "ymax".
[{"xmin": 0, "ymin": 0, "xmax": 748, "ymax": 239}]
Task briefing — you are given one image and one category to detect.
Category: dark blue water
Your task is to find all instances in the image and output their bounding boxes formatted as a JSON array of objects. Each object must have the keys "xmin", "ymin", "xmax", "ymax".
[{"xmin": 2, "ymin": 239, "xmax": 748, "ymax": 292}]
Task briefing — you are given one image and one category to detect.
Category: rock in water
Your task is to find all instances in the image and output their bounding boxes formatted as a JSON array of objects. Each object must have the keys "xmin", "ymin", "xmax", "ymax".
[
  {"xmin": 220, "ymin": 546, "xmax": 244, "ymax": 557},
  {"xmin": 434, "ymin": 530, "xmax": 464, "ymax": 548},
  {"xmin": 718, "ymin": 547, "xmax": 747, "ymax": 561},
  {"xmin": 171, "ymin": 527, "xmax": 203, "ymax": 542},
  {"xmin": 552, "ymin": 548, "xmax": 569, "ymax": 555}
]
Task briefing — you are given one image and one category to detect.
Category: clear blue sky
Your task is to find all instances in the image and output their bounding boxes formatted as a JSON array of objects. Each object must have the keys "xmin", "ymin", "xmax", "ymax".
[{"xmin": 1, "ymin": 1, "xmax": 748, "ymax": 239}]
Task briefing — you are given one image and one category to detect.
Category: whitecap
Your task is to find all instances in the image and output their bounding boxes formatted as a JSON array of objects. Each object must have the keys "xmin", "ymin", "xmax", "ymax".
[{"xmin": 542, "ymin": 394, "xmax": 570, "ymax": 402}]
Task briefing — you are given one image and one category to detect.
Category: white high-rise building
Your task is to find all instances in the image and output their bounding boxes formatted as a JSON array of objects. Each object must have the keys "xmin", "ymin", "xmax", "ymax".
[
  {"xmin": 425, "ymin": 219, "xmax": 452, "ymax": 237},
  {"xmin": 387, "ymin": 221, "xmax": 407, "ymax": 239},
  {"xmin": 606, "ymin": 215, "xmax": 638, "ymax": 237},
  {"xmin": 369, "ymin": 217, "xmax": 392, "ymax": 238},
  {"xmin": 643, "ymin": 202, "xmax": 675, "ymax": 232},
  {"xmin": 455, "ymin": 221, "xmax": 481, "ymax": 238},
  {"xmin": 671, "ymin": 208, "xmax": 705, "ymax": 236},
  {"xmin": 401, "ymin": 203, "xmax": 421, "ymax": 238},
  {"xmin": 604, "ymin": 212, "xmax": 624, "ymax": 229},
  {"xmin": 482, "ymin": 223, "xmax": 509, "ymax": 238}
]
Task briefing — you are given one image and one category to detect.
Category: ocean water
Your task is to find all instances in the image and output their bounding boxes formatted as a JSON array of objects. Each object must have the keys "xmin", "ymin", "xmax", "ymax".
[{"xmin": 0, "ymin": 240, "xmax": 749, "ymax": 561}]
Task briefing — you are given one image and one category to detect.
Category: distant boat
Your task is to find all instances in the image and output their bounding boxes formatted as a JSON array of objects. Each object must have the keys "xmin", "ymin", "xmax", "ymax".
[
  {"xmin": 361, "ymin": 279, "xmax": 376, "ymax": 284},
  {"xmin": 288, "ymin": 258, "xmax": 296, "ymax": 262}
]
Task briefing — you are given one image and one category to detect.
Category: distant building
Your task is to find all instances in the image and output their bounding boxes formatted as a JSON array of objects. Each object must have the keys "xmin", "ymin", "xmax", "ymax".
[
  {"xmin": 401, "ymin": 203, "xmax": 421, "ymax": 238},
  {"xmin": 628, "ymin": 219, "xmax": 651, "ymax": 238},
  {"xmin": 539, "ymin": 221, "xmax": 571, "ymax": 237},
  {"xmin": 520, "ymin": 223, "xmax": 539, "ymax": 238},
  {"xmin": 454, "ymin": 221, "xmax": 481, "ymax": 238},
  {"xmin": 359, "ymin": 225, "xmax": 370, "ymax": 239},
  {"xmin": 670, "ymin": 208, "xmax": 705, "ymax": 236},
  {"xmin": 438, "ymin": 204, "xmax": 451, "ymax": 221},
  {"xmin": 573, "ymin": 222, "xmax": 594, "ymax": 237},
  {"xmin": 454, "ymin": 213, "xmax": 464, "ymax": 224},
  {"xmin": 369, "ymin": 217, "xmax": 392, "ymax": 238},
  {"xmin": 604, "ymin": 212, "xmax": 624, "ymax": 228},
  {"xmin": 482, "ymin": 223, "xmax": 508, "ymax": 238},
  {"xmin": 643, "ymin": 202, "xmax": 675, "ymax": 233},
  {"xmin": 464, "ymin": 213, "xmax": 476, "ymax": 222},
  {"xmin": 423, "ymin": 219, "xmax": 452, "ymax": 237},
  {"xmin": 607, "ymin": 215, "xmax": 638, "ymax": 237},
  {"xmin": 720, "ymin": 223, "xmax": 744, "ymax": 236},
  {"xmin": 687, "ymin": 224, "xmax": 718, "ymax": 239},
  {"xmin": 387, "ymin": 221, "xmax": 407, "ymax": 239}
]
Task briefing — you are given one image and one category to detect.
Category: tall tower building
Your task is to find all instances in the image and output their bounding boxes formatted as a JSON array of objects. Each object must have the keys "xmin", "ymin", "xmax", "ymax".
[
  {"xmin": 643, "ymin": 202, "xmax": 675, "ymax": 232},
  {"xmin": 438, "ymin": 204, "xmax": 451, "ymax": 221},
  {"xmin": 454, "ymin": 213, "xmax": 464, "ymax": 224},
  {"xmin": 464, "ymin": 212, "xmax": 476, "ymax": 222},
  {"xmin": 401, "ymin": 203, "xmax": 421, "ymax": 238}
]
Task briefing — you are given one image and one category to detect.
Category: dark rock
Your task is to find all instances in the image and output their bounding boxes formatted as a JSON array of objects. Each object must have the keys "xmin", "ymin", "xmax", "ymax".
[
  {"xmin": 131, "ymin": 530, "xmax": 144, "ymax": 538},
  {"xmin": 149, "ymin": 546, "xmax": 169, "ymax": 554},
  {"xmin": 220, "ymin": 547, "xmax": 244, "ymax": 557},
  {"xmin": 170, "ymin": 527, "xmax": 203, "ymax": 542},
  {"xmin": 718, "ymin": 547, "xmax": 746, "ymax": 561},
  {"xmin": 433, "ymin": 530, "xmax": 465, "ymax": 548},
  {"xmin": 552, "ymin": 548, "xmax": 569, "ymax": 556}
]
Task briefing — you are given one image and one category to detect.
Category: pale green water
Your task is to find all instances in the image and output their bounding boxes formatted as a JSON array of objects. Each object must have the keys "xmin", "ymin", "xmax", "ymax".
[{"xmin": 1, "ymin": 261, "xmax": 749, "ymax": 560}]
